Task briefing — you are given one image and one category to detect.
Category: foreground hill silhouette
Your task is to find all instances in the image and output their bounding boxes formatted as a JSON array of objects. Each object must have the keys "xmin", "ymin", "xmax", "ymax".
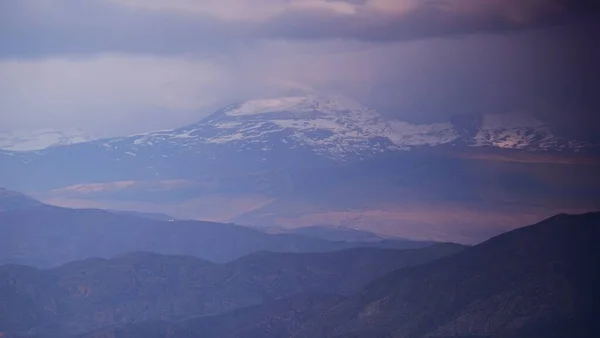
[
  {"xmin": 0, "ymin": 204, "xmax": 433, "ymax": 267},
  {"xmin": 76, "ymin": 212, "xmax": 599, "ymax": 338},
  {"xmin": 0, "ymin": 244, "xmax": 463, "ymax": 337}
]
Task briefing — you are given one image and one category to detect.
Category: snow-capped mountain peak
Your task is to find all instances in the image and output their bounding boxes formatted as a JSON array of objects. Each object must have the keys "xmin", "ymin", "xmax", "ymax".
[
  {"xmin": 172, "ymin": 94, "xmax": 397, "ymax": 160},
  {"xmin": 0, "ymin": 129, "xmax": 95, "ymax": 151},
  {"xmin": 5, "ymin": 95, "xmax": 596, "ymax": 168},
  {"xmin": 96, "ymin": 95, "xmax": 597, "ymax": 164}
]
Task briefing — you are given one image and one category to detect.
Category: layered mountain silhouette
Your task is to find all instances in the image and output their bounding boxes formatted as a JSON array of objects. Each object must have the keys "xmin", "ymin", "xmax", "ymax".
[
  {"xmin": 68, "ymin": 212, "xmax": 599, "ymax": 338},
  {"xmin": 0, "ymin": 199, "xmax": 434, "ymax": 268},
  {"xmin": 0, "ymin": 245, "xmax": 463, "ymax": 337}
]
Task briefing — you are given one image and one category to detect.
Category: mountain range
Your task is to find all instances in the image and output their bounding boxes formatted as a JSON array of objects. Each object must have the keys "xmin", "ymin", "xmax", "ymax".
[
  {"xmin": 0, "ymin": 189, "xmax": 435, "ymax": 268},
  {"xmin": 79, "ymin": 212, "xmax": 600, "ymax": 338},
  {"xmin": 0, "ymin": 244, "xmax": 464, "ymax": 337},
  {"xmin": 2, "ymin": 95, "xmax": 599, "ymax": 243},
  {"xmin": 0, "ymin": 212, "xmax": 597, "ymax": 338},
  {"xmin": 1, "ymin": 95, "xmax": 598, "ymax": 190},
  {"xmin": 2, "ymin": 95, "xmax": 598, "ymax": 154}
]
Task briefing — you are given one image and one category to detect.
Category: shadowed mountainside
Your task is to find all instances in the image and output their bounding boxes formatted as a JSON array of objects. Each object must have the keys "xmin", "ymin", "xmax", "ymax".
[
  {"xmin": 0, "ymin": 244, "xmax": 464, "ymax": 337},
  {"xmin": 75, "ymin": 212, "xmax": 599, "ymax": 338}
]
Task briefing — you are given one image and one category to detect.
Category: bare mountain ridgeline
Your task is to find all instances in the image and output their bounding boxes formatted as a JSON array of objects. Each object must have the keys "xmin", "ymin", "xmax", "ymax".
[
  {"xmin": 1, "ymin": 212, "xmax": 597, "ymax": 338},
  {"xmin": 78, "ymin": 212, "xmax": 600, "ymax": 338},
  {"xmin": 0, "ymin": 190, "xmax": 438, "ymax": 268},
  {"xmin": 0, "ymin": 238, "xmax": 463, "ymax": 336}
]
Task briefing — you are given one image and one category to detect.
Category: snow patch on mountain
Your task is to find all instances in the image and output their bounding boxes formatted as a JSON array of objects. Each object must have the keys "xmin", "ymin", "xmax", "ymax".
[
  {"xmin": 205, "ymin": 95, "xmax": 462, "ymax": 154},
  {"xmin": 97, "ymin": 95, "xmax": 597, "ymax": 162},
  {"xmin": 0, "ymin": 129, "xmax": 95, "ymax": 151},
  {"xmin": 472, "ymin": 113, "xmax": 558, "ymax": 150},
  {"xmin": 203, "ymin": 95, "xmax": 405, "ymax": 158},
  {"xmin": 97, "ymin": 95, "xmax": 408, "ymax": 160},
  {"xmin": 387, "ymin": 121, "xmax": 458, "ymax": 147}
]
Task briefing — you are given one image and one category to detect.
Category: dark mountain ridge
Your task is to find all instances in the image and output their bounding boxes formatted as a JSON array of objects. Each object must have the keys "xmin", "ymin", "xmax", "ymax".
[
  {"xmin": 74, "ymin": 212, "xmax": 599, "ymax": 338},
  {"xmin": 299, "ymin": 212, "xmax": 600, "ymax": 338},
  {"xmin": 0, "ymin": 244, "xmax": 464, "ymax": 337}
]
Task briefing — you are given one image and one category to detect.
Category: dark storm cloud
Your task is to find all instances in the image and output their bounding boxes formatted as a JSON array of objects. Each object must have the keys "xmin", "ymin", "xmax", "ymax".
[
  {"xmin": 1, "ymin": 0, "xmax": 598, "ymax": 138},
  {"xmin": 260, "ymin": 0, "xmax": 599, "ymax": 42},
  {"xmin": 365, "ymin": 19, "xmax": 600, "ymax": 140},
  {"xmin": 0, "ymin": 0, "xmax": 597, "ymax": 59}
]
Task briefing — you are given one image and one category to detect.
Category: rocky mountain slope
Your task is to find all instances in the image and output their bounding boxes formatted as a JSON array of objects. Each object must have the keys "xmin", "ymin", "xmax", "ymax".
[
  {"xmin": 297, "ymin": 212, "xmax": 599, "ymax": 338},
  {"xmin": 0, "ymin": 245, "xmax": 463, "ymax": 337},
  {"xmin": 74, "ymin": 212, "xmax": 599, "ymax": 338}
]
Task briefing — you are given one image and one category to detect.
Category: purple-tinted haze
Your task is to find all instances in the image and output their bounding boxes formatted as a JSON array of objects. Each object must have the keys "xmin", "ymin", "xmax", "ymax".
[{"xmin": 0, "ymin": 0, "xmax": 597, "ymax": 137}]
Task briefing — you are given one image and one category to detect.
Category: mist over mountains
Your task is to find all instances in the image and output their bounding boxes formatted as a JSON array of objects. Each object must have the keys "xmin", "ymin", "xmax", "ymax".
[
  {"xmin": 0, "ymin": 190, "xmax": 436, "ymax": 268},
  {"xmin": 1, "ymin": 189, "xmax": 597, "ymax": 338},
  {"xmin": 2, "ymin": 95, "xmax": 598, "ymax": 244}
]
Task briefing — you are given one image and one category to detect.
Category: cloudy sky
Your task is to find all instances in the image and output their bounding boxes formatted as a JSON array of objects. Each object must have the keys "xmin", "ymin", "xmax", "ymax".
[{"xmin": 0, "ymin": 0, "xmax": 598, "ymax": 137}]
